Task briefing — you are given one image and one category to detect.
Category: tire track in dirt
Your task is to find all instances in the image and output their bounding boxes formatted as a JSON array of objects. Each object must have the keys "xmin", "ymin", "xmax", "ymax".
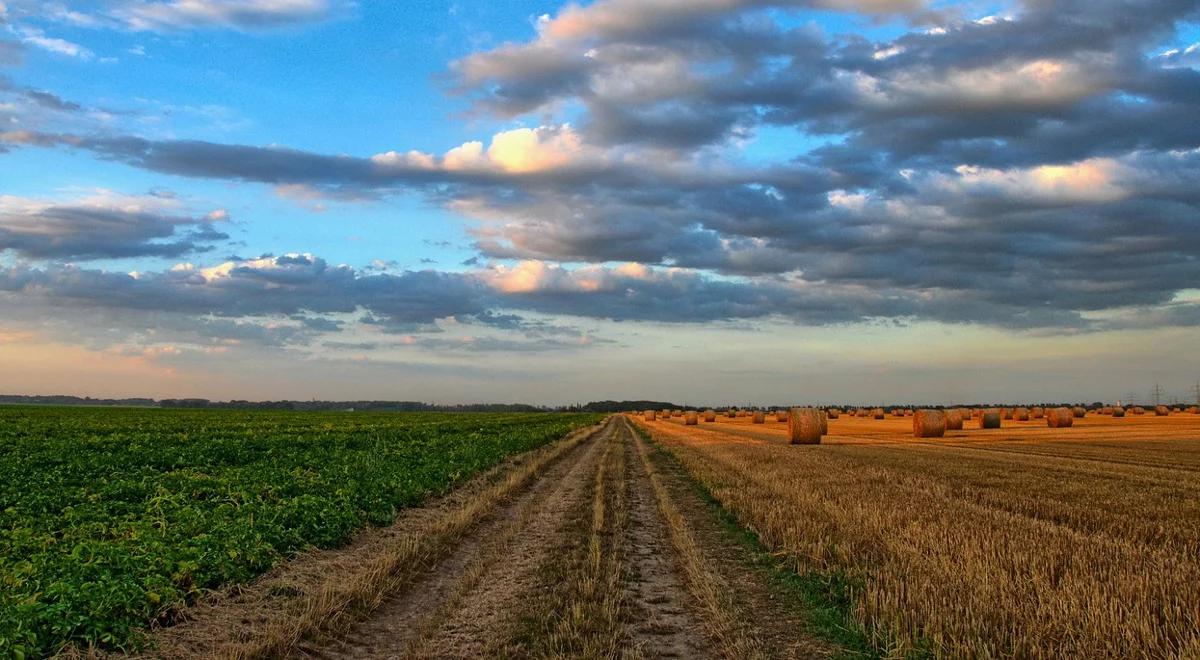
[
  {"xmin": 302, "ymin": 418, "xmax": 618, "ymax": 659},
  {"xmin": 620, "ymin": 420, "xmax": 713, "ymax": 658}
]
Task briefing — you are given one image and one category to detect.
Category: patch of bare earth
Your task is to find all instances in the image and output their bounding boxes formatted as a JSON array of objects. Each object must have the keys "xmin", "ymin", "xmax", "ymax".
[{"xmin": 620, "ymin": 421, "xmax": 712, "ymax": 658}]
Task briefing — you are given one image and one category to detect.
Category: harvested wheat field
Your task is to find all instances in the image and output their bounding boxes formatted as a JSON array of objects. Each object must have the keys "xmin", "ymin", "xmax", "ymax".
[{"xmin": 636, "ymin": 411, "xmax": 1200, "ymax": 658}]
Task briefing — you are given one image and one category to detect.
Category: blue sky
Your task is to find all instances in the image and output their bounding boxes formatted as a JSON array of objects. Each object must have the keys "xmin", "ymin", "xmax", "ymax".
[{"xmin": 1, "ymin": 0, "xmax": 1199, "ymax": 405}]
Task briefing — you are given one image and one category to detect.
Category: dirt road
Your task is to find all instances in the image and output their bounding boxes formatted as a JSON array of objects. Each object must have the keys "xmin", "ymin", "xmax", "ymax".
[
  {"xmin": 298, "ymin": 415, "xmax": 834, "ymax": 658},
  {"xmin": 148, "ymin": 416, "xmax": 835, "ymax": 658}
]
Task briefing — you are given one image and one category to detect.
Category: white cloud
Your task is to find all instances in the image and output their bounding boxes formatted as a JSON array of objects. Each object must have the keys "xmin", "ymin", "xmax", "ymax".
[
  {"xmin": 373, "ymin": 125, "xmax": 595, "ymax": 175},
  {"xmin": 13, "ymin": 25, "xmax": 94, "ymax": 59},
  {"xmin": 940, "ymin": 159, "xmax": 1129, "ymax": 204},
  {"xmin": 111, "ymin": 0, "xmax": 348, "ymax": 31}
]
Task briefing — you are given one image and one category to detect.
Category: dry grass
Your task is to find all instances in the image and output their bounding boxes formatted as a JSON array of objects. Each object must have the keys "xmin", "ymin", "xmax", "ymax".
[{"xmin": 634, "ymin": 413, "xmax": 1200, "ymax": 658}]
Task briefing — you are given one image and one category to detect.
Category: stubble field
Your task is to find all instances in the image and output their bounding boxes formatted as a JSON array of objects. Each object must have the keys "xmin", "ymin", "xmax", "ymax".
[{"xmin": 635, "ymin": 411, "xmax": 1200, "ymax": 658}]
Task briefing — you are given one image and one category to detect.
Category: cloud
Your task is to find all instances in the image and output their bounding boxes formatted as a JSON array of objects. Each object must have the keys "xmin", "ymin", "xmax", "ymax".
[
  {"xmin": 0, "ymin": 190, "xmax": 229, "ymax": 259},
  {"xmin": 11, "ymin": 25, "xmax": 92, "ymax": 59},
  {"xmin": 1157, "ymin": 42, "xmax": 1200, "ymax": 69},
  {"xmin": 4, "ymin": 0, "xmax": 1199, "ymax": 341},
  {"xmin": 34, "ymin": 0, "xmax": 354, "ymax": 32}
]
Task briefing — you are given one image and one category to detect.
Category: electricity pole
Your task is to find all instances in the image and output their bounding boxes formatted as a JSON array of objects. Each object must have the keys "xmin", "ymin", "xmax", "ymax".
[
  {"xmin": 1192, "ymin": 381, "xmax": 1200, "ymax": 407},
  {"xmin": 1151, "ymin": 383, "xmax": 1164, "ymax": 407}
]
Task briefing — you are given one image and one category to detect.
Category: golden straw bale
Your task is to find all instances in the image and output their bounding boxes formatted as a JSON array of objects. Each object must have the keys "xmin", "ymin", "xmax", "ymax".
[
  {"xmin": 913, "ymin": 409, "xmax": 947, "ymax": 438},
  {"xmin": 1047, "ymin": 407, "xmax": 1073, "ymax": 428},
  {"xmin": 945, "ymin": 409, "xmax": 964, "ymax": 430},
  {"xmin": 788, "ymin": 407, "xmax": 824, "ymax": 444},
  {"xmin": 980, "ymin": 409, "xmax": 1001, "ymax": 429}
]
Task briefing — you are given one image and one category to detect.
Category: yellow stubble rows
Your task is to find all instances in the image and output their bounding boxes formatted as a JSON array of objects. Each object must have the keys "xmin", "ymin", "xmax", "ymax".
[{"xmin": 635, "ymin": 412, "xmax": 1200, "ymax": 658}]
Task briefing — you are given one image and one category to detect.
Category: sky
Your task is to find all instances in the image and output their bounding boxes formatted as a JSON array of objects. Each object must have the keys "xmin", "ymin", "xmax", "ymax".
[{"xmin": 1, "ymin": 0, "xmax": 1198, "ymax": 406}]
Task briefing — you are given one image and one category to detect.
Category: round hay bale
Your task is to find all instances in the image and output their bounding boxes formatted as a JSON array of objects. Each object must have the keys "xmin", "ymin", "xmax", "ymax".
[
  {"xmin": 1112, "ymin": 406, "xmax": 1126, "ymax": 417},
  {"xmin": 1047, "ymin": 407, "xmax": 1073, "ymax": 428},
  {"xmin": 644, "ymin": 410, "xmax": 657, "ymax": 421},
  {"xmin": 1072, "ymin": 406, "xmax": 1087, "ymax": 418},
  {"xmin": 752, "ymin": 410, "xmax": 765, "ymax": 424},
  {"xmin": 787, "ymin": 407, "xmax": 824, "ymax": 444},
  {"xmin": 1100, "ymin": 407, "xmax": 1113, "ymax": 415},
  {"xmin": 1155, "ymin": 405, "xmax": 1169, "ymax": 416},
  {"xmin": 661, "ymin": 409, "xmax": 672, "ymax": 418},
  {"xmin": 1031, "ymin": 407, "xmax": 1045, "ymax": 419},
  {"xmin": 703, "ymin": 410, "xmax": 716, "ymax": 422},
  {"xmin": 775, "ymin": 410, "xmax": 787, "ymax": 422},
  {"xmin": 726, "ymin": 409, "xmax": 737, "ymax": 418},
  {"xmin": 1189, "ymin": 406, "xmax": 1199, "ymax": 414},
  {"xmin": 1013, "ymin": 407, "xmax": 1029, "ymax": 421},
  {"xmin": 684, "ymin": 411, "xmax": 698, "ymax": 425},
  {"xmin": 1133, "ymin": 406, "xmax": 1146, "ymax": 415},
  {"xmin": 873, "ymin": 408, "xmax": 885, "ymax": 420},
  {"xmin": 1002, "ymin": 408, "xmax": 1013, "ymax": 420},
  {"xmin": 913, "ymin": 409, "xmax": 947, "ymax": 438},
  {"xmin": 980, "ymin": 409, "xmax": 1002, "ymax": 429},
  {"xmin": 945, "ymin": 409, "xmax": 964, "ymax": 430},
  {"xmin": 827, "ymin": 408, "xmax": 840, "ymax": 419}
]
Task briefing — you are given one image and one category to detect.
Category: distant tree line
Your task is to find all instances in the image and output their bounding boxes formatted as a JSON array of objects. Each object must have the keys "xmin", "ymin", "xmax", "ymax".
[
  {"xmin": 0, "ymin": 394, "xmax": 1115, "ymax": 413},
  {"xmin": 0, "ymin": 394, "xmax": 544, "ymax": 412}
]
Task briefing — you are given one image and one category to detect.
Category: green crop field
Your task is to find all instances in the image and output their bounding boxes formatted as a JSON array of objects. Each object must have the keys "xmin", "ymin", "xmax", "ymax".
[{"xmin": 0, "ymin": 406, "xmax": 601, "ymax": 657}]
